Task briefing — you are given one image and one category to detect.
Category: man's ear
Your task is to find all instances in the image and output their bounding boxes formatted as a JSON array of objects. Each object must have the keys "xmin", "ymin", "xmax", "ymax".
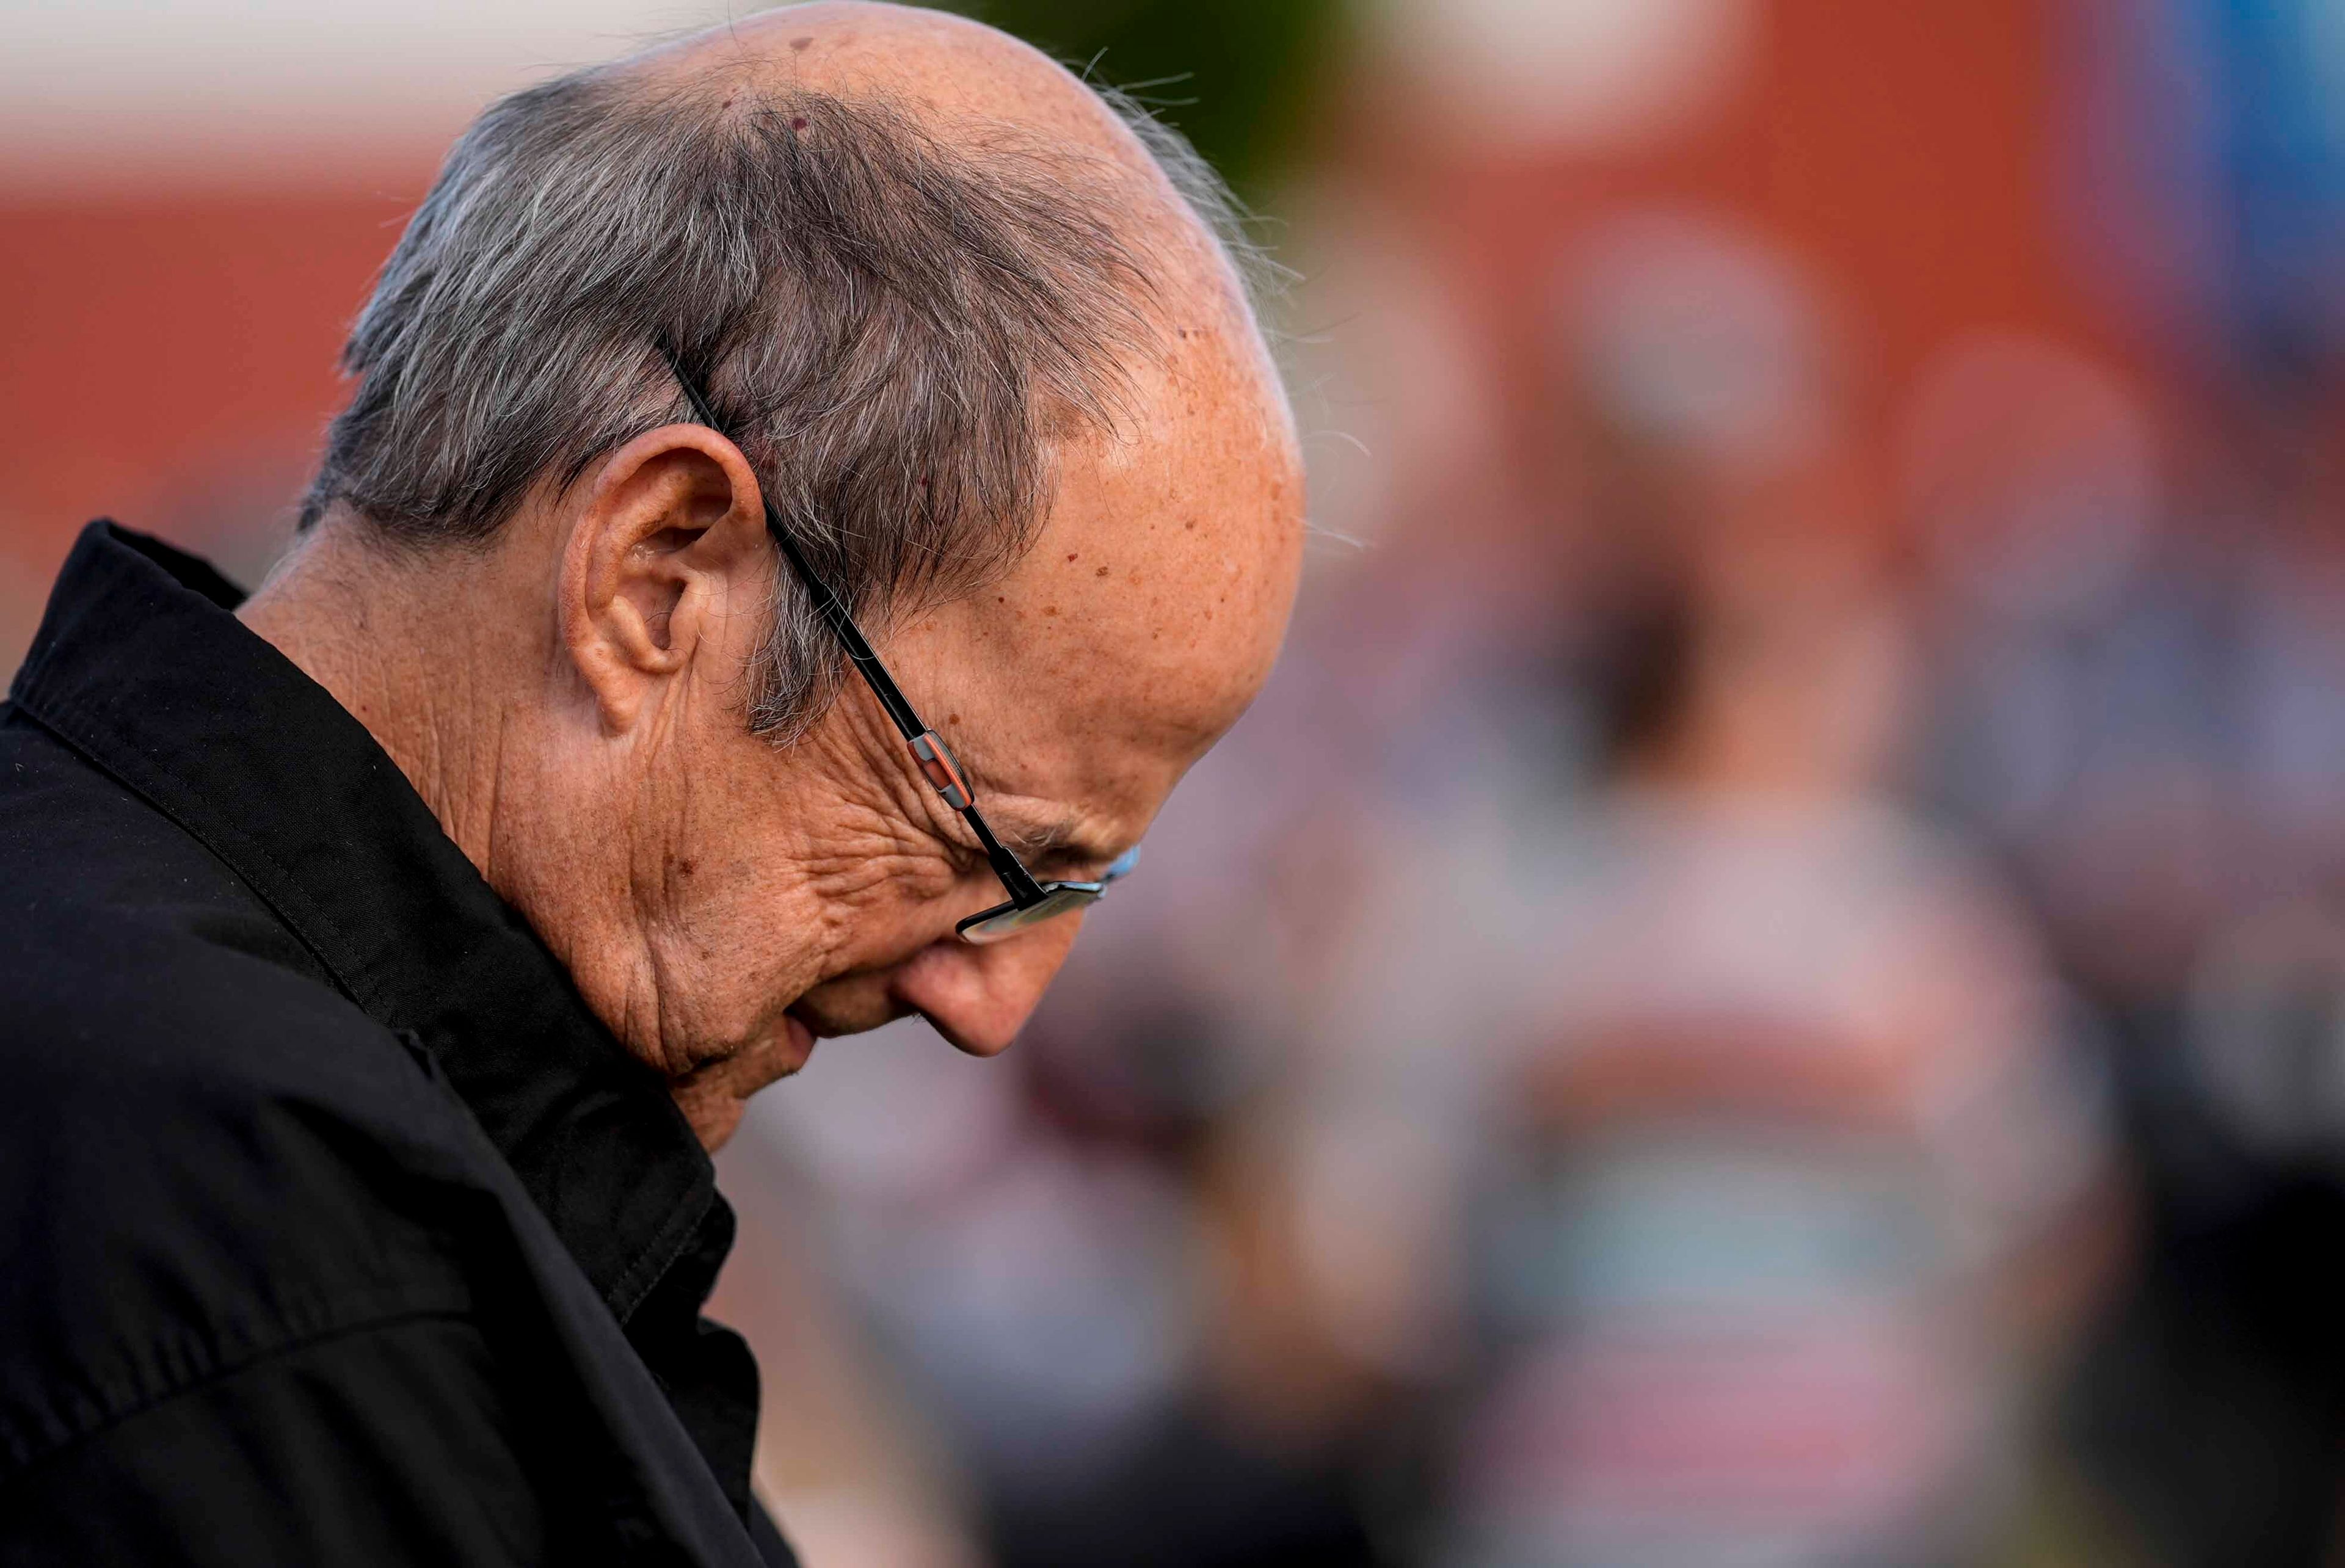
[{"xmin": 559, "ymin": 424, "xmax": 768, "ymax": 735}]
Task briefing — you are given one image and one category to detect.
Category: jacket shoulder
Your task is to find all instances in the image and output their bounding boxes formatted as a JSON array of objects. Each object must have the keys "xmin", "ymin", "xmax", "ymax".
[{"xmin": 1, "ymin": 705, "xmax": 327, "ymax": 984}]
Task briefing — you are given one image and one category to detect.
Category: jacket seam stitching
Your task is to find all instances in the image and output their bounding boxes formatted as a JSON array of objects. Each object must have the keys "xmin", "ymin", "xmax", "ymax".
[{"xmin": 0, "ymin": 1294, "xmax": 481, "ymax": 1481}]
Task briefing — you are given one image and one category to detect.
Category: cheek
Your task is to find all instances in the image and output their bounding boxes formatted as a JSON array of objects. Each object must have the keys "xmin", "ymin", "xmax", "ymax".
[
  {"xmin": 780, "ymin": 856, "xmax": 986, "ymax": 1034},
  {"xmin": 789, "ymin": 968, "xmax": 906, "ymax": 1037},
  {"xmin": 667, "ymin": 775, "xmax": 936, "ymax": 963}
]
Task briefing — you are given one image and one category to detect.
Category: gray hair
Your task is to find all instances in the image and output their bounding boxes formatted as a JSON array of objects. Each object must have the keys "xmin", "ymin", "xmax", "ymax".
[{"xmin": 302, "ymin": 61, "xmax": 1257, "ymax": 736}]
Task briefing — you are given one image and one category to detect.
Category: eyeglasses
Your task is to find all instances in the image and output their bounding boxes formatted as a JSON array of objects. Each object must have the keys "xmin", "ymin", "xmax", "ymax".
[{"xmin": 660, "ymin": 346, "xmax": 1137, "ymax": 944}]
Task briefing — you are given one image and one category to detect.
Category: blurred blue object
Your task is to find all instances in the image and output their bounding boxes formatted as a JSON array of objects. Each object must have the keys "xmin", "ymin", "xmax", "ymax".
[{"xmin": 2067, "ymin": 0, "xmax": 2345, "ymax": 379}]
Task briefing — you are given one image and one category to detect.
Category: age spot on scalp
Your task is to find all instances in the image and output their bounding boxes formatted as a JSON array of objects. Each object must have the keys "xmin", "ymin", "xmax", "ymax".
[{"xmin": 1096, "ymin": 565, "xmax": 1109, "ymax": 577}]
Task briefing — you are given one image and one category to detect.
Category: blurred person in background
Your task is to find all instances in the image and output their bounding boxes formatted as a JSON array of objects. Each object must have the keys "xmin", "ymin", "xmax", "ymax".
[
  {"xmin": 0, "ymin": 5, "xmax": 1303, "ymax": 1564},
  {"xmin": 1254, "ymin": 214, "xmax": 2129, "ymax": 1568},
  {"xmin": 1897, "ymin": 325, "xmax": 2345, "ymax": 1568},
  {"xmin": 1938, "ymin": 4, "xmax": 2345, "ymax": 1559}
]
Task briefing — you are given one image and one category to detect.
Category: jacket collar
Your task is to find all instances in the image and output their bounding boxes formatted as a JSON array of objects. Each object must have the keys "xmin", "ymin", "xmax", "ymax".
[{"xmin": 8, "ymin": 520, "xmax": 716, "ymax": 1323}]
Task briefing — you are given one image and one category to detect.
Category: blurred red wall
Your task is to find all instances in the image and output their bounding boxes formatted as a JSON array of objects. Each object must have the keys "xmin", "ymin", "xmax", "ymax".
[
  {"xmin": 1356, "ymin": 0, "xmax": 2106, "ymax": 483},
  {"xmin": 0, "ymin": 0, "xmax": 2101, "ymax": 598},
  {"xmin": 0, "ymin": 182, "xmax": 431, "ymax": 592}
]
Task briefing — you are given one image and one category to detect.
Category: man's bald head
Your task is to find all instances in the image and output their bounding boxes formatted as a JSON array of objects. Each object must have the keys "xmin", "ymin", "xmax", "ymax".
[{"xmin": 303, "ymin": 1, "xmax": 1276, "ymax": 736}]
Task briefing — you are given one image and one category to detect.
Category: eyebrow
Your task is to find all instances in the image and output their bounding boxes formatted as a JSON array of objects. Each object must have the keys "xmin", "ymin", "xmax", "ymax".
[{"xmin": 978, "ymin": 805, "xmax": 1115, "ymax": 871}]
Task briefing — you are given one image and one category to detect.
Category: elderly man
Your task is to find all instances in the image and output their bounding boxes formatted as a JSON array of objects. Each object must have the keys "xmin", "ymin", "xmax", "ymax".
[{"xmin": 0, "ymin": 5, "xmax": 1301, "ymax": 1563}]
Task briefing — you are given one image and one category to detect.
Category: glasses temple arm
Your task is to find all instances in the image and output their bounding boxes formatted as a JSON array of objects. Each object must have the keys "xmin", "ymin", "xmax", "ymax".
[
  {"xmin": 660, "ymin": 344, "xmax": 1049, "ymax": 907},
  {"xmin": 779, "ymin": 526, "xmax": 1047, "ymax": 903}
]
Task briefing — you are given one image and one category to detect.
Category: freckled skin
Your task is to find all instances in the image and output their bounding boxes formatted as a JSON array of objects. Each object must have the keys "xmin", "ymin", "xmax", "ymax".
[{"xmin": 239, "ymin": 2, "xmax": 1305, "ymax": 1149}]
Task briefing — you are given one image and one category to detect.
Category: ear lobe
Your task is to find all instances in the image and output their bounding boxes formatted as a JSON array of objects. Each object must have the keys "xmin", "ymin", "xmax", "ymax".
[{"xmin": 560, "ymin": 423, "xmax": 768, "ymax": 736}]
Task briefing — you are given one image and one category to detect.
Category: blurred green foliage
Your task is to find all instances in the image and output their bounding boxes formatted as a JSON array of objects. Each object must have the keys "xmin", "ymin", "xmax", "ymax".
[{"xmin": 938, "ymin": 0, "xmax": 1350, "ymax": 198}]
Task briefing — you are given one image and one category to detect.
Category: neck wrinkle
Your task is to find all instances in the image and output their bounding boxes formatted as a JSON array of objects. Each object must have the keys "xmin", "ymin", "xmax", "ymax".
[{"xmin": 239, "ymin": 530, "xmax": 510, "ymax": 891}]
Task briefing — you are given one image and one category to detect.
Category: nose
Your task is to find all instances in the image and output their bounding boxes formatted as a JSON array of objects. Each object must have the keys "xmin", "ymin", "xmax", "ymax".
[{"xmin": 885, "ymin": 912, "xmax": 1086, "ymax": 1056}]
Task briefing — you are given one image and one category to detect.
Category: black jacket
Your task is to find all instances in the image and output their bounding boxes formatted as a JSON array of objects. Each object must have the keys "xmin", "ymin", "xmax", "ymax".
[{"xmin": 0, "ymin": 522, "xmax": 794, "ymax": 1566}]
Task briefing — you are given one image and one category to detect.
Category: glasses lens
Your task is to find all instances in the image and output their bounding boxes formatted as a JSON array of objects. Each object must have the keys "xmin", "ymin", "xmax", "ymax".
[{"xmin": 956, "ymin": 881, "xmax": 1105, "ymax": 945}]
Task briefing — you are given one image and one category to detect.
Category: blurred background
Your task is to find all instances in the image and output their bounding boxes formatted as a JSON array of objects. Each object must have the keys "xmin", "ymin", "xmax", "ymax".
[{"xmin": 17, "ymin": 0, "xmax": 2345, "ymax": 1563}]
